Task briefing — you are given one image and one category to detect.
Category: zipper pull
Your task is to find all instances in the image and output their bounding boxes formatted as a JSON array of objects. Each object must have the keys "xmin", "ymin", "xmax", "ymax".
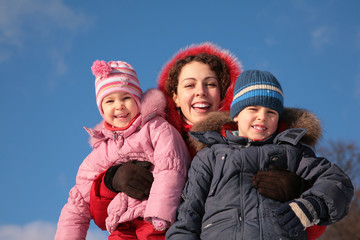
[
  {"xmin": 245, "ymin": 139, "xmax": 253, "ymax": 147},
  {"xmin": 113, "ymin": 132, "xmax": 117, "ymax": 140}
]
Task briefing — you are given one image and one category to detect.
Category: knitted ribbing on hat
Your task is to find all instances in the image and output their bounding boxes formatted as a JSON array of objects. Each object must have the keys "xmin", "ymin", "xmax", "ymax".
[{"xmin": 230, "ymin": 70, "xmax": 284, "ymax": 119}]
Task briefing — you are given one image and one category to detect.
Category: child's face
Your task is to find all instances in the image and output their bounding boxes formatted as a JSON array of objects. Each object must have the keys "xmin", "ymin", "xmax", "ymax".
[
  {"xmin": 172, "ymin": 61, "xmax": 221, "ymax": 125},
  {"xmin": 233, "ymin": 106, "xmax": 279, "ymax": 141},
  {"xmin": 101, "ymin": 91, "xmax": 139, "ymax": 128}
]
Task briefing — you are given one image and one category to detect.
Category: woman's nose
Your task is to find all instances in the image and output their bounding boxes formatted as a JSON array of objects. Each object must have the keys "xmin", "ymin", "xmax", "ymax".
[{"xmin": 195, "ymin": 84, "xmax": 207, "ymax": 97}]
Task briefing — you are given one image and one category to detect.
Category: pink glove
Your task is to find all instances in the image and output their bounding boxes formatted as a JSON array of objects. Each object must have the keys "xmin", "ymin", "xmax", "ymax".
[{"xmin": 152, "ymin": 217, "xmax": 169, "ymax": 231}]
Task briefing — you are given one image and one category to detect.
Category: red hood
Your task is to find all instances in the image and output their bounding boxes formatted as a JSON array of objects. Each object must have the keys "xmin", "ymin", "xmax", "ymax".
[{"xmin": 157, "ymin": 42, "xmax": 242, "ymax": 134}]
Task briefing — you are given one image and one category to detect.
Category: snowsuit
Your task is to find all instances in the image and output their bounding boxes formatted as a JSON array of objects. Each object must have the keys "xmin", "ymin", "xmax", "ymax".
[
  {"xmin": 55, "ymin": 89, "xmax": 190, "ymax": 240},
  {"xmin": 166, "ymin": 112, "xmax": 354, "ymax": 240}
]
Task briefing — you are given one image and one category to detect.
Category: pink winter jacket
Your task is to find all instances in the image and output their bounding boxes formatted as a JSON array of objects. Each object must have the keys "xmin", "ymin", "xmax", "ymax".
[{"xmin": 55, "ymin": 89, "xmax": 190, "ymax": 240}]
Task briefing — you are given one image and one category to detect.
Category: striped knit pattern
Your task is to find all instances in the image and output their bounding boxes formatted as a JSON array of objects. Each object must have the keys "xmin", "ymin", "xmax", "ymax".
[
  {"xmin": 93, "ymin": 60, "xmax": 142, "ymax": 116},
  {"xmin": 230, "ymin": 70, "xmax": 284, "ymax": 119}
]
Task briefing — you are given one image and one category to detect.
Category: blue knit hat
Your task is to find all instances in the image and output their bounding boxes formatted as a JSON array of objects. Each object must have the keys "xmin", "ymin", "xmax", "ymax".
[{"xmin": 230, "ymin": 70, "xmax": 284, "ymax": 119}]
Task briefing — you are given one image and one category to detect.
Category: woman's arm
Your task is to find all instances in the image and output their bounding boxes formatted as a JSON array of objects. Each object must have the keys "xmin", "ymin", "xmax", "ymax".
[{"xmin": 89, "ymin": 161, "xmax": 154, "ymax": 229}]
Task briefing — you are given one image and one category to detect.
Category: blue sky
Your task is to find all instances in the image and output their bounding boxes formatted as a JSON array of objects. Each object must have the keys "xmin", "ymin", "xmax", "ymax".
[{"xmin": 0, "ymin": 0, "xmax": 359, "ymax": 239}]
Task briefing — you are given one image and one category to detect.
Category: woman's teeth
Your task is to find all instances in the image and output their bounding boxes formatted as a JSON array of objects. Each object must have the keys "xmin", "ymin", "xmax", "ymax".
[{"xmin": 192, "ymin": 103, "xmax": 210, "ymax": 109}]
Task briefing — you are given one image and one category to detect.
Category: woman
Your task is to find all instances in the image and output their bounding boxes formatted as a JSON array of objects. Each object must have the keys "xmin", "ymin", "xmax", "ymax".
[
  {"xmin": 89, "ymin": 42, "xmax": 326, "ymax": 239},
  {"xmin": 158, "ymin": 42, "xmax": 241, "ymax": 157}
]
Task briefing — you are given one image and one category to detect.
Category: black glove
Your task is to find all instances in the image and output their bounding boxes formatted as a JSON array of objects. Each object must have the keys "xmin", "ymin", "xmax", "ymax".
[
  {"xmin": 104, "ymin": 160, "xmax": 154, "ymax": 200},
  {"xmin": 252, "ymin": 165, "xmax": 311, "ymax": 202},
  {"xmin": 275, "ymin": 197, "xmax": 321, "ymax": 236}
]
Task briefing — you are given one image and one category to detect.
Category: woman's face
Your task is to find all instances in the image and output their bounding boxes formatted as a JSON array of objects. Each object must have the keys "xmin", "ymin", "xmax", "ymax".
[{"xmin": 172, "ymin": 61, "xmax": 221, "ymax": 125}]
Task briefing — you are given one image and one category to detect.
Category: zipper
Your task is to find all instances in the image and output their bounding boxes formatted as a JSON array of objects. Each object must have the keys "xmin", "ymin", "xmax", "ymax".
[
  {"xmin": 203, "ymin": 216, "xmax": 232, "ymax": 230},
  {"xmin": 245, "ymin": 139, "xmax": 253, "ymax": 147},
  {"xmin": 240, "ymin": 148, "xmax": 245, "ymax": 239},
  {"xmin": 113, "ymin": 132, "xmax": 117, "ymax": 140},
  {"xmin": 239, "ymin": 170, "xmax": 244, "ymax": 239}
]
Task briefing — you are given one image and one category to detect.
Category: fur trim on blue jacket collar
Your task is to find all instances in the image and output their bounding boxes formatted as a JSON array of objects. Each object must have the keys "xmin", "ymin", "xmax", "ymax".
[{"xmin": 189, "ymin": 108, "xmax": 322, "ymax": 152}]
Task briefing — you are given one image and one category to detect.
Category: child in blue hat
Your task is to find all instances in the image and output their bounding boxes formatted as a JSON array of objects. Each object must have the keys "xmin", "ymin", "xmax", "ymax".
[{"xmin": 166, "ymin": 70, "xmax": 354, "ymax": 240}]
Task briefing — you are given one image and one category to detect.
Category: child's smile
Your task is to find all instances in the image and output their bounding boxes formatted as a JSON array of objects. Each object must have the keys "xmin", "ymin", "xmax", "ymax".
[
  {"xmin": 234, "ymin": 106, "xmax": 279, "ymax": 141},
  {"xmin": 102, "ymin": 92, "xmax": 139, "ymax": 128}
]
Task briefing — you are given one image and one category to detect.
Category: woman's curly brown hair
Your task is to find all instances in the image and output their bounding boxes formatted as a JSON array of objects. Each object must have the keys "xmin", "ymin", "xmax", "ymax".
[{"xmin": 165, "ymin": 53, "xmax": 230, "ymax": 100}]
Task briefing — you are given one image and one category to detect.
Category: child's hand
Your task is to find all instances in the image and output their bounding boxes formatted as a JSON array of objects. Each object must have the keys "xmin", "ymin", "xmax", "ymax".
[
  {"xmin": 275, "ymin": 198, "xmax": 321, "ymax": 236},
  {"xmin": 252, "ymin": 166, "xmax": 311, "ymax": 202},
  {"xmin": 152, "ymin": 217, "xmax": 169, "ymax": 231}
]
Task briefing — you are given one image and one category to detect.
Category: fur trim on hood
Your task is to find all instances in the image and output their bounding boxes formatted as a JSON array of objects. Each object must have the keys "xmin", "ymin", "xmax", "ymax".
[
  {"xmin": 189, "ymin": 108, "xmax": 322, "ymax": 152},
  {"xmin": 279, "ymin": 107, "xmax": 322, "ymax": 146},
  {"xmin": 85, "ymin": 88, "xmax": 166, "ymax": 147},
  {"xmin": 157, "ymin": 42, "xmax": 242, "ymax": 134}
]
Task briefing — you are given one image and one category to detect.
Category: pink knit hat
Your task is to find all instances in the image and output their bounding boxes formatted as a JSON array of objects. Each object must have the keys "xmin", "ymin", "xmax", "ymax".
[{"xmin": 91, "ymin": 60, "xmax": 143, "ymax": 116}]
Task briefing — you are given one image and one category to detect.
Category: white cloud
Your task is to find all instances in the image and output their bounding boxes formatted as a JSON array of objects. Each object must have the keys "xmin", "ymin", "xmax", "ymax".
[
  {"xmin": 0, "ymin": 221, "xmax": 108, "ymax": 240},
  {"xmin": 0, "ymin": 0, "xmax": 92, "ymax": 62},
  {"xmin": 311, "ymin": 26, "xmax": 334, "ymax": 52},
  {"xmin": 46, "ymin": 46, "xmax": 70, "ymax": 89},
  {"xmin": 0, "ymin": 0, "xmax": 90, "ymax": 44}
]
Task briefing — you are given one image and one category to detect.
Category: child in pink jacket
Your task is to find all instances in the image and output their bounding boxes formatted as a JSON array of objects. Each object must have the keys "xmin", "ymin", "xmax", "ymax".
[{"xmin": 55, "ymin": 60, "xmax": 190, "ymax": 240}]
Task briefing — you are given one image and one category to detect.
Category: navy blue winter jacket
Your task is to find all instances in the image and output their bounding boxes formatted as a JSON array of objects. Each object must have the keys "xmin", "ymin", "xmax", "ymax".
[{"xmin": 166, "ymin": 128, "xmax": 353, "ymax": 240}]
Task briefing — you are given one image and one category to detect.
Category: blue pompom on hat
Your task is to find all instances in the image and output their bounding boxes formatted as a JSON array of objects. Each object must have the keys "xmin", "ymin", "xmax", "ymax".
[{"xmin": 230, "ymin": 70, "xmax": 284, "ymax": 119}]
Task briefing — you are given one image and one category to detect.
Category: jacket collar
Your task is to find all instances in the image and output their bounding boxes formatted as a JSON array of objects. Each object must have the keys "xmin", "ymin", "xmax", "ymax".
[
  {"xmin": 225, "ymin": 130, "xmax": 276, "ymax": 146},
  {"xmin": 188, "ymin": 108, "xmax": 322, "ymax": 152}
]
